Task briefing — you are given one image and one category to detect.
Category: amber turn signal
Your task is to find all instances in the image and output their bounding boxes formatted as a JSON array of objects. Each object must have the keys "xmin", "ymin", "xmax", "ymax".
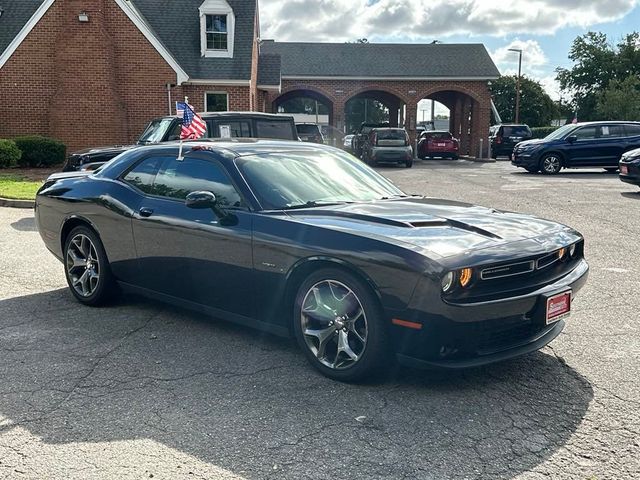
[
  {"xmin": 459, "ymin": 268, "xmax": 473, "ymax": 288},
  {"xmin": 558, "ymin": 247, "xmax": 567, "ymax": 261}
]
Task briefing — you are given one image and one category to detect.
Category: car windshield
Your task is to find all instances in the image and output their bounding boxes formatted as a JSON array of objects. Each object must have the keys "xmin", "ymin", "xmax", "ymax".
[
  {"xmin": 427, "ymin": 132, "xmax": 452, "ymax": 140},
  {"xmin": 502, "ymin": 126, "xmax": 531, "ymax": 137},
  {"xmin": 296, "ymin": 125, "xmax": 319, "ymax": 134},
  {"xmin": 544, "ymin": 124, "xmax": 577, "ymax": 140},
  {"xmin": 137, "ymin": 118, "xmax": 175, "ymax": 144},
  {"xmin": 236, "ymin": 149, "xmax": 406, "ymax": 210}
]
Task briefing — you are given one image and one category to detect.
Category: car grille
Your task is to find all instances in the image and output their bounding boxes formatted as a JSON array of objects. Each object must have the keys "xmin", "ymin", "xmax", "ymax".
[
  {"xmin": 469, "ymin": 316, "xmax": 540, "ymax": 355},
  {"xmin": 480, "ymin": 260, "xmax": 535, "ymax": 280}
]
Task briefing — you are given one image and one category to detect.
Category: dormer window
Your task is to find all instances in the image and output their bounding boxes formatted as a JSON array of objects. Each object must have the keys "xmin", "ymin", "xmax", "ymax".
[{"xmin": 199, "ymin": 0, "xmax": 235, "ymax": 58}]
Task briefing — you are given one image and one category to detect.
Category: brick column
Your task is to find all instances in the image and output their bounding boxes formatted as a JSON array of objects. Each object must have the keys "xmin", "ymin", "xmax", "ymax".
[
  {"xmin": 470, "ymin": 100, "xmax": 491, "ymax": 158},
  {"xmin": 459, "ymin": 98, "xmax": 472, "ymax": 155},
  {"xmin": 333, "ymin": 96, "xmax": 346, "ymax": 134},
  {"xmin": 405, "ymin": 100, "xmax": 418, "ymax": 157}
]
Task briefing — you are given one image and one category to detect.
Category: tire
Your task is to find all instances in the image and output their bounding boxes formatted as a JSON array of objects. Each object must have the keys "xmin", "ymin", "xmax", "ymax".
[
  {"xmin": 451, "ymin": 154, "xmax": 459, "ymax": 160},
  {"xmin": 540, "ymin": 153, "xmax": 562, "ymax": 175},
  {"xmin": 63, "ymin": 226, "xmax": 116, "ymax": 306},
  {"xmin": 404, "ymin": 159, "xmax": 413, "ymax": 168},
  {"xmin": 293, "ymin": 268, "xmax": 390, "ymax": 382}
]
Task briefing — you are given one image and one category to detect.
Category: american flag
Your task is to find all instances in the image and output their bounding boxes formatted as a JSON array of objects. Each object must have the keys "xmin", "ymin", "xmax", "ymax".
[{"xmin": 176, "ymin": 102, "xmax": 206, "ymax": 139}]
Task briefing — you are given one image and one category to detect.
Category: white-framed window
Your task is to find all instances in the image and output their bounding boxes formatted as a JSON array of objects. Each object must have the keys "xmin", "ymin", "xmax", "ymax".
[
  {"xmin": 205, "ymin": 91, "xmax": 229, "ymax": 112},
  {"xmin": 199, "ymin": 0, "xmax": 235, "ymax": 58}
]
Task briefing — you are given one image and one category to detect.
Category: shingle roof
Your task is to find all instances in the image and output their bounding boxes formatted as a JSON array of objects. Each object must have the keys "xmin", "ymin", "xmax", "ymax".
[
  {"xmin": 257, "ymin": 53, "xmax": 281, "ymax": 87},
  {"xmin": 260, "ymin": 41, "xmax": 500, "ymax": 79},
  {"xmin": 130, "ymin": 0, "xmax": 256, "ymax": 80},
  {"xmin": 0, "ymin": 1, "xmax": 44, "ymax": 58}
]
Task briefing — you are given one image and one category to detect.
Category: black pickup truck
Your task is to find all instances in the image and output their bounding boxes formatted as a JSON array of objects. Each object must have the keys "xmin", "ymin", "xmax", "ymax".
[
  {"xmin": 63, "ymin": 112, "xmax": 298, "ymax": 171},
  {"xmin": 351, "ymin": 122, "xmax": 390, "ymax": 159}
]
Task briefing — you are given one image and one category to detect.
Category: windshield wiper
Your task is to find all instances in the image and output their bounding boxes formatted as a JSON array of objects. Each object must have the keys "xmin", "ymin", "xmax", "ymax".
[{"xmin": 281, "ymin": 200, "xmax": 351, "ymax": 210}]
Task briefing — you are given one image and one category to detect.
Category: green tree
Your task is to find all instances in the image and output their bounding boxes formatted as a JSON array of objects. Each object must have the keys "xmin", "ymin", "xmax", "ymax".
[
  {"xmin": 490, "ymin": 75, "xmax": 558, "ymax": 126},
  {"xmin": 344, "ymin": 99, "xmax": 388, "ymax": 133},
  {"xmin": 556, "ymin": 31, "xmax": 640, "ymax": 120},
  {"xmin": 597, "ymin": 76, "xmax": 640, "ymax": 120}
]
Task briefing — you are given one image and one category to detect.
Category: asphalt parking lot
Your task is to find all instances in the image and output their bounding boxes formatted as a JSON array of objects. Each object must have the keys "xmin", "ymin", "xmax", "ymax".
[{"xmin": 1, "ymin": 159, "xmax": 639, "ymax": 480}]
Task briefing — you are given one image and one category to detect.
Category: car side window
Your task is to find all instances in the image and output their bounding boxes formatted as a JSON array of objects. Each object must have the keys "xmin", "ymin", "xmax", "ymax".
[
  {"xmin": 600, "ymin": 125, "xmax": 625, "ymax": 138},
  {"xmin": 573, "ymin": 126, "xmax": 598, "ymax": 140},
  {"xmin": 152, "ymin": 157, "xmax": 244, "ymax": 208},
  {"xmin": 625, "ymin": 124, "xmax": 640, "ymax": 137},
  {"xmin": 256, "ymin": 120, "xmax": 295, "ymax": 139},
  {"xmin": 122, "ymin": 156, "xmax": 166, "ymax": 195}
]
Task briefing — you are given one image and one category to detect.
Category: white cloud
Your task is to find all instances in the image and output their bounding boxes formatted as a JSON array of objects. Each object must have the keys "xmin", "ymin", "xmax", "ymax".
[
  {"xmin": 492, "ymin": 39, "xmax": 547, "ymax": 69},
  {"xmin": 259, "ymin": 0, "xmax": 640, "ymax": 41}
]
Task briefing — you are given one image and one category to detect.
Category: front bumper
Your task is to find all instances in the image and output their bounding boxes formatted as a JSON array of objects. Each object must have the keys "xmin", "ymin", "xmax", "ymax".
[
  {"xmin": 619, "ymin": 160, "xmax": 640, "ymax": 186},
  {"xmin": 512, "ymin": 150, "xmax": 542, "ymax": 169},
  {"xmin": 392, "ymin": 258, "xmax": 589, "ymax": 369}
]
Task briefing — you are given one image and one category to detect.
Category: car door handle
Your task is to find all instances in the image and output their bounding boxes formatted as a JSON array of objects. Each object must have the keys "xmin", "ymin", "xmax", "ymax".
[{"xmin": 139, "ymin": 207, "xmax": 154, "ymax": 218}]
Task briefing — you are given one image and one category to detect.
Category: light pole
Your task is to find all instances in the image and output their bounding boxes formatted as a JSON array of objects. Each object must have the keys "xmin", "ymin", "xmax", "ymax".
[{"xmin": 508, "ymin": 48, "xmax": 523, "ymax": 123}]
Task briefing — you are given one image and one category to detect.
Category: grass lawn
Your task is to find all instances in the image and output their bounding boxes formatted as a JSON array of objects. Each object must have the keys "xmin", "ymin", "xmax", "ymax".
[{"xmin": 0, "ymin": 173, "xmax": 43, "ymax": 200}]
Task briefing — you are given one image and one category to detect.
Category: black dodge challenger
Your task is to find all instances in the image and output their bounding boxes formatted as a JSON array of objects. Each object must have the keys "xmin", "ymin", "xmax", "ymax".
[{"xmin": 36, "ymin": 140, "xmax": 589, "ymax": 381}]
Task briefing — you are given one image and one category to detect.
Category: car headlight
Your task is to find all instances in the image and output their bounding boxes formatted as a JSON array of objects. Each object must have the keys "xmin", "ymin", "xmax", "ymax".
[
  {"xmin": 441, "ymin": 272, "xmax": 455, "ymax": 292},
  {"xmin": 569, "ymin": 243, "xmax": 577, "ymax": 258}
]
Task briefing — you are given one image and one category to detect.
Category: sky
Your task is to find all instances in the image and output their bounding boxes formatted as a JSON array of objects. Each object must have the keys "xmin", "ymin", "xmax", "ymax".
[{"xmin": 259, "ymin": 0, "xmax": 640, "ymax": 114}]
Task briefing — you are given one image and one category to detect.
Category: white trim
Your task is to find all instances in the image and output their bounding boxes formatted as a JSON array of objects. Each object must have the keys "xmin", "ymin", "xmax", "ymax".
[
  {"xmin": 282, "ymin": 75, "xmax": 499, "ymax": 81},
  {"xmin": 0, "ymin": 0, "xmax": 55, "ymax": 69},
  {"xmin": 199, "ymin": 0, "xmax": 235, "ymax": 58},
  {"xmin": 115, "ymin": 0, "xmax": 189, "ymax": 84},
  {"xmin": 257, "ymin": 84, "xmax": 281, "ymax": 92},
  {"xmin": 186, "ymin": 79, "xmax": 250, "ymax": 86},
  {"xmin": 204, "ymin": 91, "xmax": 229, "ymax": 112}
]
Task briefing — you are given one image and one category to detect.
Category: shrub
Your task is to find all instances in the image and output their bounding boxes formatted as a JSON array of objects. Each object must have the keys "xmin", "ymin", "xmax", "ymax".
[
  {"xmin": 14, "ymin": 136, "xmax": 66, "ymax": 167},
  {"xmin": 0, "ymin": 139, "xmax": 22, "ymax": 168},
  {"xmin": 531, "ymin": 126, "xmax": 561, "ymax": 139}
]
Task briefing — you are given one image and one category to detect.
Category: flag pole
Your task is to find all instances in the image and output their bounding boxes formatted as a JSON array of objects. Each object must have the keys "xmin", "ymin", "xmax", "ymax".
[{"xmin": 177, "ymin": 96, "xmax": 189, "ymax": 161}]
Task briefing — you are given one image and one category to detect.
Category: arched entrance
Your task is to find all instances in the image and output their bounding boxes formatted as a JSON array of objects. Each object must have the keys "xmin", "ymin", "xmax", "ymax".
[
  {"xmin": 344, "ymin": 89, "xmax": 406, "ymax": 133},
  {"xmin": 272, "ymin": 88, "xmax": 334, "ymax": 126},
  {"xmin": 417, "ymin": 88, "xmax": 488, "ymax": 157}
]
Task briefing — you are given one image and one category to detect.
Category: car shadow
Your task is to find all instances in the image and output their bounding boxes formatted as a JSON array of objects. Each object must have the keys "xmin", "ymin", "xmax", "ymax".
[
  {"xmin": 621, "ymin": 191, "xmax": 640, "ymax": 199},
  {"xmin": 510, "ymin": 170, "xmax": 619, "ymax": 178},
  {"xmin": 0, "ymin": 289, "xmax": 593, "ymax": 479},
  {"xmin": 10, "ymin": 216, "xmax": 37, "ymax": 232}
]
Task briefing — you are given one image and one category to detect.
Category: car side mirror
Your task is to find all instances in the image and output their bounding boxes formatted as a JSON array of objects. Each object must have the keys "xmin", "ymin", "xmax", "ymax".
[
  {"xmin": 186, "ymin": 190, "xmax": 217, "ymax": 209},
  {"xmin": 566, "ymin": 135, "xmax": 578, "ymax": 143},
  {"xmin": 185, "ymin": 191, "xmax": 237, "ymax": 225}
]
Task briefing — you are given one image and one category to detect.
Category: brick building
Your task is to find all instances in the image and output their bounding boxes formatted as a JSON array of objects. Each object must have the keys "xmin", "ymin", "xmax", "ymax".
[{"xmin": 0, "ymin": 0, "xmax": 499, "ymax": 155}]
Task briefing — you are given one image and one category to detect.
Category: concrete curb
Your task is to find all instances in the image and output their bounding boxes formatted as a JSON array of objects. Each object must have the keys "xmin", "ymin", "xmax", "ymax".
[
  {"xmin": 466, "ymin": 157, "xmax": 497, "ymax": 163},
  {"xmin": 0, "ymin": 197, "xmax": 35, "ymax": 209}
]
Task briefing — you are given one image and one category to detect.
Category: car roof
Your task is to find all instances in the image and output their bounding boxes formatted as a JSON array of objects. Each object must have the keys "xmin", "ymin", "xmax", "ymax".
[
  {"xmin": 570, "ymin": 120, "xmax": 640, "ymax": 126},
  {"xmin": 153, "ymin": 112, "xmax": 295, "ymax": 121},
  {"xmin": 371, "ymin": 127, "xmax": 405, "ymax": 131}
]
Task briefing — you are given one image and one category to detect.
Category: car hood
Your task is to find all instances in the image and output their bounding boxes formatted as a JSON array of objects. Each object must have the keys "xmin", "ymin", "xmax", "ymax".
[
  {"xmin": 285, "ymin": 198, "xmax": 571, "ymax": 259},
  {"xmin": 70, "ymin": 144, "xmax": 138, "ymax": 157},
  {"xmin": 515, "ymin": 138, "xmax": 547, "ymax": 148}
]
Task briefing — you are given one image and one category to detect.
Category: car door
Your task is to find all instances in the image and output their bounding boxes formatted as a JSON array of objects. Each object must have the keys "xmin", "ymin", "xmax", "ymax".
[
  {"xmin": 565, "ymin": 125, "xmax": 602, "ymax": 166},
  {"xmin": 122, "ymin": 153, "xmax": 254, "ymax": 318},
  {"xmin": 596, "ymin": 124, "xmax": 628, "ymax": 165}
]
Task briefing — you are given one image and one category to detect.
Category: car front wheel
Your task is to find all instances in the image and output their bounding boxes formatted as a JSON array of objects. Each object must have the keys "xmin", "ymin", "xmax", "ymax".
[
  {"xmin": 293, "ymin": 268, "xmax": 389, "ymax": 382},
  {"xmin": 540, "ymin": 154, "xmax": 562, "ymax": 175},
  {"xmin": 64, "ymin": 226, "xmax": 115, "ymax": 306}
]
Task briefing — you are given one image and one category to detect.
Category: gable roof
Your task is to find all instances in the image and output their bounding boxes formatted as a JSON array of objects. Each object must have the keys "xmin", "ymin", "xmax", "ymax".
[
  {"xmin": 0, "ymin": 0, "xmax": 257, "ymax": 82},
  {"xmin": 0, "ymin": 0, "xmax": 53, "ymax": 68},
  {"xmin": 260, "ymin": 42, "xmax": 500, "ymax": 80},
  {"xmin": 130, "ymin": 0, "xmax": 257, "ymax": 81},
  {"xmin": 257, "ymin": 53, "xmax": 281, "ymax": 88}
]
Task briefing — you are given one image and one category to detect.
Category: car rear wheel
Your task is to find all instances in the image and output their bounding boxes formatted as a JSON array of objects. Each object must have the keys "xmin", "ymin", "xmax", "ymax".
[
  {"xmin": 64, "ymin": 226, "xmax": 115, "ymax": 306},
  {"xmin": 404, "ymin": 159, "xmax": 413, "ymax": 168},
  {"xmin": 540, "ymin": 154, "xmax": 562, "ymax": 175},
  {"xmin": 293, "ymin": 268, "xmax": 389, "ymax": 382}
]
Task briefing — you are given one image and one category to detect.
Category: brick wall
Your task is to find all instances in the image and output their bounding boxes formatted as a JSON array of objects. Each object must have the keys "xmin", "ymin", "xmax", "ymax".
[{"xmin": 0, "ymin": 0, "xmax": 181, "ymax": 152}]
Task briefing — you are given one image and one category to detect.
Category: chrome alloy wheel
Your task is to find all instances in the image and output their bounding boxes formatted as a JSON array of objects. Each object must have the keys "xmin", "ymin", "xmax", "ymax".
[
  {"xmin": 542, "ymin": 155, "xmax": 561, "ymax": 174},
  {"xmin": 300, "ymin": 280, "xmax": 368, "ymax": 370},
  {"xmin": 66, "ymin": 233, "xmax": 100, "ymax": 297}
]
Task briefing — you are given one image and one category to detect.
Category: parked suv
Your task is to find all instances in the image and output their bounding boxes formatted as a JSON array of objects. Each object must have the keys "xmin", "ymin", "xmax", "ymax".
[
  {"xmin": 296, "ymin": 123, "xmax": 324, "ymax": 143},
  {"xmin": 362, "ymin": 128, "xmax": 413, "ymax": 168},
  {"xmin": 351, "ymin": 122, "xmax": 390, "ymax": 158},
  {"xmin": 490, "ymin": 124, "xmax": 533, "ymax": 159},
  {"xmin": 512, "ymin": 121, "xmax": 640, "ymax": 174},
  {"xmin": 63, "ymin": 112, "xmax": 298, "ymax": 171}
]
